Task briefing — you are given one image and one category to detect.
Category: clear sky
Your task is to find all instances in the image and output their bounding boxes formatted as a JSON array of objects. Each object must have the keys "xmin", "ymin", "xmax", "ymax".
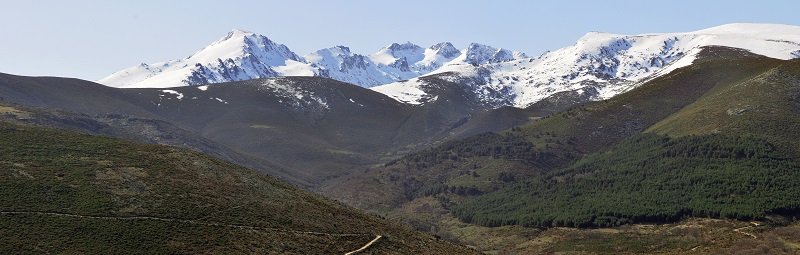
[{"xmin": 1, "ymin": 0, "xmax": 797, "ymax": 81}]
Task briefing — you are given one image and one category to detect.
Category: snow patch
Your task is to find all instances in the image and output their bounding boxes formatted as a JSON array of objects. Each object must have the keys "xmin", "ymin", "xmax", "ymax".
[
  {"xmin": 213, "ymin": 97, "xmax": 229, "ymax": 104},
  {"xmin": 274, "ymin": 59, "xmax": 318, "ymax": 76},
  {"xmin": 160, "ymin": 89, "xmax": 184, "ymax": 100},
  {"xmin": 371, "ymin": 78, "xmax": 431, "ymax": 105},
  {"xmin": 260, "ymin": 78, "xmax": 329, "ymax": 109}
]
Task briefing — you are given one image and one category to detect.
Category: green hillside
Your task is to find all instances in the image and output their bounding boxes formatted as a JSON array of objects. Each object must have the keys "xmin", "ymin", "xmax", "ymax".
[
  {"xmin": 0, "ymin": 120, "xmax": 475, "ymax": 254},
  {"xmin": 648, "ymin": 59, "xmax": 800, "ymax": 152}
]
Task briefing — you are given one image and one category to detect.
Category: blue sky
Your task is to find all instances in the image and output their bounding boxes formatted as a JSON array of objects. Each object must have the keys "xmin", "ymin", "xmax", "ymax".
[{"xmin": 1, "ymin": 0, "xmax": 797, "ymax": 80}]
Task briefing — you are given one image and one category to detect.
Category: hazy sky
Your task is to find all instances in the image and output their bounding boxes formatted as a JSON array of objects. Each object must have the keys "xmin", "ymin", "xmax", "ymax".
[{"xmin": 1, "ymin": 0, "xmax": 798, "ymax": 81}]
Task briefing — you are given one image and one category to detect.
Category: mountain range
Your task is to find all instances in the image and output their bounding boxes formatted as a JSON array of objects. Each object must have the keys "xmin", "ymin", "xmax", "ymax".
[
  {"xmin": 100, "ymin": 23, "xmax": 800, "ymax": 110},
  {"xmin": 99, "ymin": 29, "xmax": 526, "ymax": 89}
]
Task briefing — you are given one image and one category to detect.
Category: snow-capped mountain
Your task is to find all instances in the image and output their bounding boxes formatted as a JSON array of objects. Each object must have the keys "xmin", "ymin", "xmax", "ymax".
[
  {"xmin": 420, "ymin": 42, "xmax": 462, "ymax": 70},
  {"xmin": 457, "ymin": 43, "xmax": 528, "ymax": 65},
  {"xmin": 373, "ymin": 23, "xmax": 800, "ymax": 107},
  {"xmin": 370, "ymin": 42, "xmax": 426, "ymax": 70},
  {"xmin": 303, "ymin": 46, "xmax": 397, "ymax": 87},
  {"xmin": 303, "ymin": 41, "xmax": 476, "ymax": 87},
  {"xmin": 101, "ymin": 23, "xmax": 800, "ymax": 109},
  {"xmin": 368, "ymin": 42, "xmax": 465, "ymax": 73},
  {"xmin": 100, "ymin": 31, "xmax": 523, "ymax": 88},
  {"xmin": 100, "ymin": 29, "xmax": 315, "ymax": 88}
]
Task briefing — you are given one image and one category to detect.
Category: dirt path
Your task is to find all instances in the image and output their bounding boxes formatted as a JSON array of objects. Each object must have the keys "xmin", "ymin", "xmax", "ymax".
[
  {"xmin": 732, "ymin": 222, "xmax": 759, "ymax": 239},
  {"xmin": 0, "ymin": 211, "xmax": 370, "ymax": 237},
  {"xmin": 344, "ymin": 235, "xmax": 382, "ymax": 255}
]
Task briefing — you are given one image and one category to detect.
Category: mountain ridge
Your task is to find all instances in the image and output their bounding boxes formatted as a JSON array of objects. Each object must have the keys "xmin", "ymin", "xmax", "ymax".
[
  {"xmin": 1, "ymin": 72, "xmax": 533, "ymax": 188},
  {"xmin": 100, "ymin": 23, "xmax": 800, "ymax": 111},
  {"xmin": 373, "ymin": 23, "xmax": 800, "ymax": 108},
  {"xmin": 99, "ymin": 31, "xmax": 526, "ymax": 89}
]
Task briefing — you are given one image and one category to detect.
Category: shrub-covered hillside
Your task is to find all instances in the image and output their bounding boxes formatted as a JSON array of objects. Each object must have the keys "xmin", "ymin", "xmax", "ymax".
[{"xmin": 0, "ymin": 121, "xmax": 475, "ymax": 254}]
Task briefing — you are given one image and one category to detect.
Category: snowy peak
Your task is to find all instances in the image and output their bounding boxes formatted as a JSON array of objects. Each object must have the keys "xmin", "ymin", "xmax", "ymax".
[
  {"xmin": 429, "ymin": 42, "xmax": 461, "ymax": 58},
  {"xmin": 187, "ymin": 29, "xmax": 303, "ymax": 68},
  {"xmin": 460, "ymin": 43, "xmax": 524, "ymax": 65},
  {"xmin": 221, "ymin": 28, "xmax": 251, "ymax": 39},
  {"xmin": 512, "ymin": 51, "xmax": 529, "ymax": 59},
  {"xmin": 418, "ymin": 42, "xmax": 462, "ymax": 70},
  {"xmin": 305, "ymin": 45, "xmax": 358, "ymax": 65},
  {"xmin": 100, "ymin": 29, "xmax": 306, "ymax": 88},
  {"xmin": 192, "ymin": 29, "xmax": 301, "ymax": 65},
  {"xmin": 303, "ymin": 41, "xmax": 480, "ymax": 87},
  {"xmin": 370, "ymin": 42, "xmax": 424, "ymax": 67},
  {"xmin": 386, "ymin": 42, "xmax": 424, "ymax": 55},
  {"xmin": 303, "ymin": 46, "xmax": 397, "ymax": 87},
  {"xmin": 305, "ymin": 46, "xmax": 372, "ymax": 73}
]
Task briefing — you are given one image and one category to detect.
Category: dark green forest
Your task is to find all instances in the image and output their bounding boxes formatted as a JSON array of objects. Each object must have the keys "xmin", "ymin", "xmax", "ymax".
[
  {"xmin": 393, "ymin": 132, "xmax": 567, "ymax": 169},
  {"xmin": 453, "ymin": 134, "xmax": 800, "ymax": 228}
]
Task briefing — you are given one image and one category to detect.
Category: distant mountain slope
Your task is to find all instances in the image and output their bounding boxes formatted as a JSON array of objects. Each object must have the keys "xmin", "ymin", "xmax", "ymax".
[
  {"xmin": 0, "ymin": 101, "xmax": 291, "ymax": 186},
  {"xmin": 0, "ymin": 73, "xmax": 529, "ymax": 188},
  {"xmin": 373, "ymin": 23, "xmax": 800, "ymax": 108},
  {"xmin": 0, "ymin": 121, "xmax": 475, "ymax": 254},
  {"xmin": 99, "ymin": 30, "xmax": 524, "ymax": 89}
]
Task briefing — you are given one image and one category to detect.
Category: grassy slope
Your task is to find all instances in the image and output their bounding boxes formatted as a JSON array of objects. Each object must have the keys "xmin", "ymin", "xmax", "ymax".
[
  {"xmin": 648, "ymin": 59, "xmax": 800, "ymax": 153},
  {"xmin": 0, "ymin": 120, "xmax": 475, "ymax": 254}
]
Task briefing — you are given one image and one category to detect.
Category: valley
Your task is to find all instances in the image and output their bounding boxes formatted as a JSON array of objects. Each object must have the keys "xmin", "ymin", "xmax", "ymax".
[{"xmin": 2, "ymin": 20, "xmax": 800, "ymax": 254}]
